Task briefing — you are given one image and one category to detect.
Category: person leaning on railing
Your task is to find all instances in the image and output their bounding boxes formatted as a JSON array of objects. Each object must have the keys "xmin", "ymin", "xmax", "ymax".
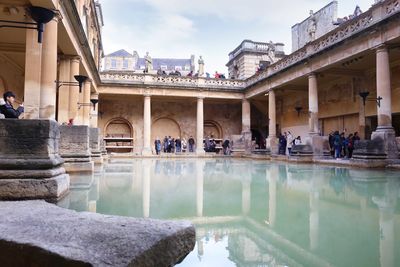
[{"xmin": 0, "ymin": 91, "xmax": 24, "ymax": 119}]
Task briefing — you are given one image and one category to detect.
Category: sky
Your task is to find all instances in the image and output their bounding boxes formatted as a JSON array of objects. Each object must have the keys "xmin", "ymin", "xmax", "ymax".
[{"xmin": 100, "ymin": 0, "xmax": 374, "ymax": 74}]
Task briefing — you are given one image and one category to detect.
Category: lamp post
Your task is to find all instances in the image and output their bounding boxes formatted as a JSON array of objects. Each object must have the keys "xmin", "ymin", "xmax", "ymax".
[
  {"xmin": 0, "ymin": 6, "xmax": 55, "ymax": 43},
  {"xmin": 359, "ymin": 91, "xmax": 383, "ymax": 107}
]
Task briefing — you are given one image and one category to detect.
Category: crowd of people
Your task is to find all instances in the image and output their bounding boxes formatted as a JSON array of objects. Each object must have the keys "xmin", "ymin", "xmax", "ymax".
[
  {"xmin": 154, "ymin": 135, "xmax": 232, "ymax": 155},
  {"xmin": 278, "ymin": 131, "xmax": 302, "ymax": 155},
  {"xmin": 328, "ymin": 131, "xmax": 360, "ymax": 159}
]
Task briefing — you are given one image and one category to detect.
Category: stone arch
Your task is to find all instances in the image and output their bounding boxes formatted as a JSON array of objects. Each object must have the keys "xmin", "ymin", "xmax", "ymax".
[
  {"xmin": 104, "ymin": 117, "xmax": 134, "ymax": 138},
  {"xmin": 204, "ymin": 120, "xmax": 223, "ymax": 139},
  {"xmin": 152, "ymin": 117, "xmax": 181, "ymax": 141}
]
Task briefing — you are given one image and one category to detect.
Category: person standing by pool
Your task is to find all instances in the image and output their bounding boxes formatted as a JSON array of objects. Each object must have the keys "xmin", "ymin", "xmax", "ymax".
[
  {"xmin": 188, "ymin": 136, "xmax": 195, "ymax": 153},
  {"xmin": 175, "ymin": 137, "xmax": 182, "ymax": 153},
  {"xmin": 333, "ymin": 131, "xmax": 342, "ymax": 159},
  {"xmin": 154, "ymin": 137, "xmax": 162, "ymax": 155},
  {"xmin": 163, "ymin": 136, "xmax": 168, "ymax": 153},
  {"xmin": 286, "ymin": 131, "xmax": 294, "ymax": 155},
  {"xmin": 222, "ymin": 139, "xmax": 230, "ymax": 155}
]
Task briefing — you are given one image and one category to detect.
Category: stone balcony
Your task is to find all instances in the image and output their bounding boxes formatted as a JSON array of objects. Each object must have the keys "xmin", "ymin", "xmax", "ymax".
[{"xmin": 100, "ymin": 71, "xmax": 246, "ymax": 91}]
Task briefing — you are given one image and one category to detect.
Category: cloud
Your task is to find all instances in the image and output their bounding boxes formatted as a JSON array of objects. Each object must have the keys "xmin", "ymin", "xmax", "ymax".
[{"xmin": 100, "ymin": 0, "xmax": 375, "ymax": 74}]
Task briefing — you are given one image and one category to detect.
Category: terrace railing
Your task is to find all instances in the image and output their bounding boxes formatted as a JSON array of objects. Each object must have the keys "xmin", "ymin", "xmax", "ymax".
[{"xmin": 100, "ymin": 72, "xmax": 246, "ymax": 91}]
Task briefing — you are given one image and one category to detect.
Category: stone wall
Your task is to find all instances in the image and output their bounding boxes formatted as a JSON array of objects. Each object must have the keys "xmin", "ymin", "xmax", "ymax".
[
  {"xmin": 98, "ymin": 96, "xmax": 242, "ymax": 153},
  {"xmin": 291, "ymin": 1, "xmax": 338, "ymax": 52}
]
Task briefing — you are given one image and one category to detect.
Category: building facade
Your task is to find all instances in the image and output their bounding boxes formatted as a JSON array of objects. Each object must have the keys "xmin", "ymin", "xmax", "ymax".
[
  {"xmin": 102, "ymin": 49, "xmax": 196, "ymax": 76},
  {"xmin": 226, "ymin": 40, "xmax": 285, "ymax": 80}
]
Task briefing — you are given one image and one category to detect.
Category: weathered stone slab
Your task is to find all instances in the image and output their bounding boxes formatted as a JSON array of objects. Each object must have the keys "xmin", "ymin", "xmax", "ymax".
[
  {"xmin": 0, "ymin": 201, "xmax": 196, "ymax": 267},
  {"xmin": 0, "ymin": 119, "xmax": 69, "ymax": 200}
]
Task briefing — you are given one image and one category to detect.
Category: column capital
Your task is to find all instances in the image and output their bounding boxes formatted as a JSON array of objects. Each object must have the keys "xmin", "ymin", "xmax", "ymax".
[
  {"xmin": 375, "ymin": 44, "xmax": 388, "ymax": 53},
  {"xmin": 59, "ymin": 55, "xmax": 81, "ymax": 62},
  {"xmin": 308, "ymin": 72, "xmax": 318, "ymax": 79},
  {"xmin": 144, "ymin": 94, "xmax": 151, "ymax": 98},
  {"xmin": 197, "ymin": 96, "xmax": 205, "ymax": 100}
]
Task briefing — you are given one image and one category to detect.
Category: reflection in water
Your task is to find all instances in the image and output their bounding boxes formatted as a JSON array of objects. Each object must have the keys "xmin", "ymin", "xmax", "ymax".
[{"xmin": 59, "ymin": 159, "xmax": 400, "ymax": 267}]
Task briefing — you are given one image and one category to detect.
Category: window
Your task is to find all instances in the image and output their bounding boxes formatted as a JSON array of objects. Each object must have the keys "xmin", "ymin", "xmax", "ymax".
[
  {"xmin": 140, "ymin": 65, "xmax": 145, "ymax": 70},
  {"xmin": 184, "ymin": 65, "xmax": 190, "ymax": 71},
  {"xmin": 160, "ymin": 65, "xmax": 167, "ymax": 70},
  {"xmin": 175, "ymin": 66, "xmax": 182, "ymax": 71},
  {"xmin": 111, "ymin": 59, "xmax": 117, "ymax": 69},
  {"xmin": 123, "ymin": 59, "xmax": 128, "ymax": 69}
]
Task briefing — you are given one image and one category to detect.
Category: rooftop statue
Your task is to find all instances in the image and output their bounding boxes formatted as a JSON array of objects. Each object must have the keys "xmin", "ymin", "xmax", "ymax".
[{"xmin": 144, "ymin": 52, "xmax": 153, "ymax": 73}]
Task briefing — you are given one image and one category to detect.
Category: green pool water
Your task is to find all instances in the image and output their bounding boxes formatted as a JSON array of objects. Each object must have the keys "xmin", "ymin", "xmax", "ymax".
[{"xmin": 58, "ymin": 159, "xmax": 400, "ymax": 267}]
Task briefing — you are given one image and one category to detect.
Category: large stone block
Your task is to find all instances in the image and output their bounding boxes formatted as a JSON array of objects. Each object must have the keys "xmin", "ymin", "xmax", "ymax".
[
  {"xmin": 353, "ymin": 129, "xmax": 398, "ymax": 160},
  {"xmin": 0, "ymin": 119, "xmax": 69, "ymax": 200},
  {"xmin": 0, "ymin": 201, "xmax": 196, "ymax": 266},
  {"xmin": 89, "ymin": 127, "xmax": 103, "ymax": 164},
  {"xmin": 59, "ymin": 125, "xmax": 93, "ymax": 172}
]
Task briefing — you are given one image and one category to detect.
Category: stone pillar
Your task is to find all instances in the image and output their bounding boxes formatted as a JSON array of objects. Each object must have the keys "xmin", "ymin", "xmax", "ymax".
[
  {"xmin": 196, "ymin": 161, "xmax": 204, "ymax": 217},
  {"xmin": 369, "ymin": 45, "xmax": 398, "ymax": 159},
  {"xmin": 308, "ymin": 73, "xmax": 319, "ymax": 135},
  {"xmin": 376, "ymin": 46, "xmax": 392, "ymax": 130},
  {"xmin": 196, "ymin": 97, "xmax": 205, "ymax": 155},
  {"xmin": 23, "ymin": 28, "xmax": 42, "ymax": 119},
  {"xmin": 82, "ymin": 81, "xmax": 91, "ymax": 126},
  {"xmin": 57, "ymin": 58, "xmax": 71, "ymax": 124},
  {"xmin": 90, "ymin": 93, "xmax": 99, "ymax": 128},
  {"xmin": 0, "ymin": 120, "xmax": 69, "ymax": 200},
  {"xmin": 69, "ymin": 57, "xmax": 80, "ymax": 123},
  {"xmin": 142, "ymin": 95, "xmax": 152, "ymax": 156},
  {"xmin": 242, "ymin": 99, "xmax": 251, "ymax": 133},
  {"xmin": 359, "ymin": 98, "xmax": 366, "ymax": 140},
  {"xmin": 89, "ymin": 127, "xmax": 102, "ymax": 164},
  {"xmin": 267, "ymin": 90, "xmax": 278, "ymax": 155},
  {"xmin": 39, "ymin": 18, "xmax": 58, "ymax": 119}
]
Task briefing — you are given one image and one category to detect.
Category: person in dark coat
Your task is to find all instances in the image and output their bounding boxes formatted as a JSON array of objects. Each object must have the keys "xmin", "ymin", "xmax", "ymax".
[
  {"xmin": 154, "ymin": 137, "xmax": 162, "ymax": 155},
  {"xmin": 0, "ymin": 91, "xmax": 24, "ymax": 119},
  {"xmin": 188, "ymin": 136, "xmax": 195, "ymax": 152}
]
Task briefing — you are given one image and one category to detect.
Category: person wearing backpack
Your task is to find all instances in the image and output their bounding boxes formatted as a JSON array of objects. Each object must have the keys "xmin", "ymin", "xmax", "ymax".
[{"xmin": 333, "ymin": 131, "xmax": 342, "ymax": 159}]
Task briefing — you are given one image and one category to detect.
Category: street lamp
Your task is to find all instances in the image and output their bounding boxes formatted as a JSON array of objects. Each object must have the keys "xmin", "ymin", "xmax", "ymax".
[
  {"xmin": 56, "ymin": 75, "xmax": 89, "ymax": 93},
  {"xmin": 359, "ymin": 91, "xmax": 383, "ymax": 107},
  {"xmin": 0, "ymin": 6, "xmax": 55, "ymax": 43},
  {"xmin": 78, "ymin": 99, "xmax": 99, "ymax": 111}
]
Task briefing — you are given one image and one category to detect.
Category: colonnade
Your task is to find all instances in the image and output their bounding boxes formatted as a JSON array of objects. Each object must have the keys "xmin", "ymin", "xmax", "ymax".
[
  {"xmin": 23, "ymin": 18, "xmax": 93, "ymax": 126},
  {"xmin": 140, "ymin": 96, "xmax": 251, "ymax": 155},
  {"xmin": 264, "ymin": 44, "xmax": 396, "ymax": 158}
]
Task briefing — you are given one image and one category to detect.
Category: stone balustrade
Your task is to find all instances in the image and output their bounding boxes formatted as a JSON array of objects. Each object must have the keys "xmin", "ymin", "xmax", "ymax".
[
  {"xmin": 245, "ymin": 0, "xmax": 400, "ymax": 88},
  {"xmin": 101, "ymin": 71, "xmax": 246, "ymax": 90}
]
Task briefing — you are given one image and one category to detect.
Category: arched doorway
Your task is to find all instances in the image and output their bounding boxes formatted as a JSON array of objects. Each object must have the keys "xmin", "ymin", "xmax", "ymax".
[
  {"xmin": 152, "ymin": 117, "xmax": 181, "ymax": 141},
  {"xmin": 104, "ymin": 118, "xmax": 134, "ymax": 153},
  {"xmin": 204, "ymin": 120, "xmax": 223, "ymax": 139}
]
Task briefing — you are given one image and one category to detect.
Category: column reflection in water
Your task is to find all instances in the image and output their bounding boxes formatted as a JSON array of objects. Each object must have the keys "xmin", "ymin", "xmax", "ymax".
[
  {"xmin": 196, "ymin": 161, "xmax": 204, "ymax": 217},
  {"xmin": 309, "ymin": 168, "xmax": 321, "ymax": 251},
  {"xmin": 266, "ymin": 165, "xmax": 277, "ymax": 227},
  {"xmin": 142, "ymin": 160, "xmax": 151, "ymax": 218},
  {"xmin": 64, "ymin": 172, "xmax": 94, "ymax": 212},
  {"xmin": 373, "ymin": 178, "xmax": 398, "ymax": 267},
  {"xmin": 242, "ymin": 179, "xmax": 251, "ymax": 216}
]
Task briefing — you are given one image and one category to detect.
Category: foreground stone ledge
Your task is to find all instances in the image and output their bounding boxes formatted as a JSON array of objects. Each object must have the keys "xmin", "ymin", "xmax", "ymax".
[{"xmin": 0, "ymin": 201, "xmax": 196, "ymax": 267}]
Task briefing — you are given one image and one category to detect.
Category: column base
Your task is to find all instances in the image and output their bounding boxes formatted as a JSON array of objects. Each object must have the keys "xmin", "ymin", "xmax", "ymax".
[
  {"xmin": 63, "ymin": 161, "xmax": 94, "ymax": 173},
  {"xmin": 242, "ymin": 131, "xmax": 252, "ymax": 155},
  {"xmin": 353, "ymin": 128, "xmax": 398, "ymax": 160},
  {"xmin": 141, "ymin": 148, "xmax": 153, "ymax": 156},
  {"xmin": 266, "ymin": 137, "xmax": 278, "ymax": 155}
]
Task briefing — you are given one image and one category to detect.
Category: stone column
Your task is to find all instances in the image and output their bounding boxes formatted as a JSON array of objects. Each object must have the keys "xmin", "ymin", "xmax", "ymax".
[
  {"xmin": 370, "ymin": 45, "xmax": 398, "ymax": 159},
  {"xmin": 23, "ymin": 28, "xmax": 42, "ymax": 119},
  {"xmin": 308, "ymin": 73, "xmax": 319, "ymax": 135},
  {"xmin": 142, "ymin": 95, "xmax": 152, "ymax": 156},
  {"xmin": 57, "ymin": 58, "xmax": 71, "ymax": 124},
  {"xmin": 196, "ymin": 97, "xmax": 205, "ymax": 155},
  {"xmin": 242, "ymin": 99, "xmax": 251, "ymax": 133},
  {"xmin": 39, "ymin": 18, "xmax": 58, "ymax": 119},
  {"xmin": 359, "ymin": 98, "xmax": 366, "ymax": 140},
  {"xmin": 90, "ymin": 93, "xmax": 99, "ymax": 128},
  {"xmin": 376, "ymin": 46, "xmax": 392, "ymax": 130},
  {"xmin": 267, "ymin": 90, "xmax": 278, "ymax": 154},
  {"xmin": 268, "ymin": 91, "xmax": 276, "ymax": 138},
  {"xmin": 69, "ymin": 57, "xmax": 80, "ymax": 123},
  {"xmin": 82, "ymin": 81, "xmax": 91, "ymax": 126}
]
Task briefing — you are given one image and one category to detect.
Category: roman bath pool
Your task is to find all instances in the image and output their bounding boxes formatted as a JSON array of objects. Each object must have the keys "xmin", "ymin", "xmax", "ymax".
[{"xmin": 57, "ymin": 159, "xmax": 400, "ymax": 267}]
